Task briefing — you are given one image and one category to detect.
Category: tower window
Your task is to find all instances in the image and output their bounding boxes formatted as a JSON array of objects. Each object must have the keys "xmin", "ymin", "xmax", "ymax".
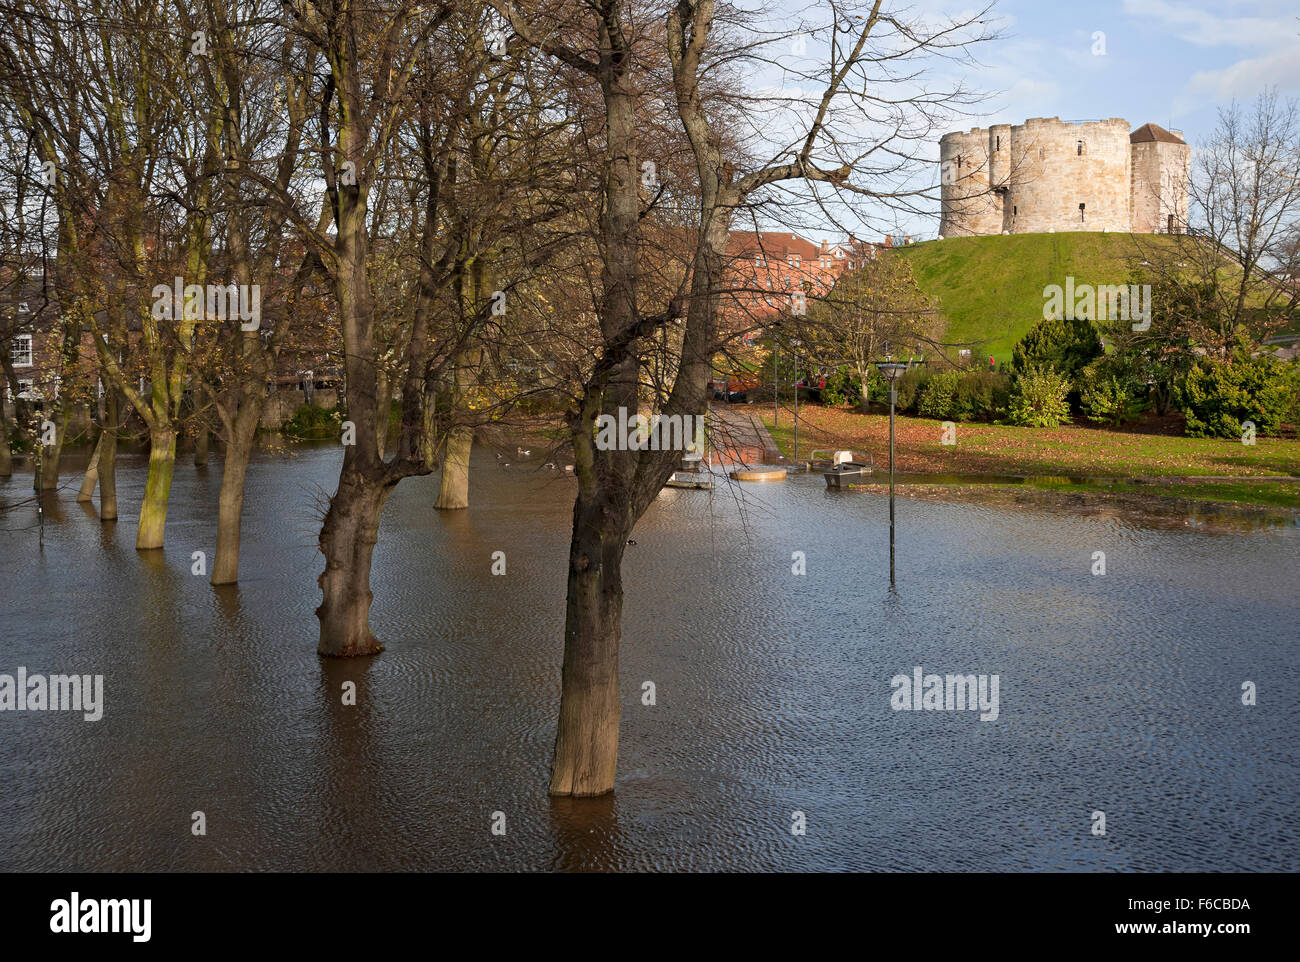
[
  {"xmin": 957, "ymin": 154, "xmax": 963, "ymax": 169},
  {"xmin": 1012, "ymin": 206, "xmax": 1017, "ymax": 217},
  {"xmin": 1079, "ymin": 202, "xmax": 1086, "ymax": 222},
  {"xmin": 995, "ymin": 136, "xmax": 1001, "ymax": 151},
  {"xmin": 1077, "ymin": 140, "xmax": 1085, "ymax": 156}
]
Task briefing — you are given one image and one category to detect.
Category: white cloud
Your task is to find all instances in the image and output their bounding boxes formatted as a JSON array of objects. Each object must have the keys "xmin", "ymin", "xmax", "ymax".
[
  {"xmin": 1122, "ymin": 0, "xmax": 1291, "ymax": 48},
  {"xmin": 1180, "ymin": 45, "xmax": 1300, "ymax": 109},
  {"xmin": 1125, "ymin": 0, "xmax": 1300, "ymax": 111}
]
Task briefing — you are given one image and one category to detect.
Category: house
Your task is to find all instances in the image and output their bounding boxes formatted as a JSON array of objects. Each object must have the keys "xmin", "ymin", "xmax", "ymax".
[{"xmin": 720, "ymin": 232, "xmax": 864, "ymax": 343}]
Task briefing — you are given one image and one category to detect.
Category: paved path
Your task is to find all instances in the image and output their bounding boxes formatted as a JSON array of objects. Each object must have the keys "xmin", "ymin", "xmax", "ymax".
[{"xmin": 708, "ymin": 402, "xmax": 784, "ymax": 466}]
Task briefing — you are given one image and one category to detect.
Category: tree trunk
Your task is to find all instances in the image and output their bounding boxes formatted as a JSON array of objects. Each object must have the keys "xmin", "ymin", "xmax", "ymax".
[
  {"xmin": 210, "ymin": 442, "xmax": 250, "ymax": 585},
  {"xmin": 375, "ymin": 370, "xmax": 389, "ymax": 462},
  {"xmin": 194, "ymin": 424, "xmax": 209, "ymax": 467},
  {"xmin": 435, "ymin": 426, "xmax": 472, "ymax": 509},
  {"xmin": 136, "ymin": 425, "xmax": 177, "ymax": 549},
  {"xmin": 0, "ymin": 403, "xmax": 11, "ymax": 478},
  {"xmin": 550, "ymin": 494, "xmax": 628, "ymax": 796},
  {"xmin": 77, "ymin": 431, "xmax": 105, "ymax": 502},
  {"xmin": 40, "ymin": 407, "xmax": 70, "ymax": 490},
  {"xmin": 316, "ymin": 469, "xmax": 392, "ymax": 657},
  {"xmin": 548, "ymin": 23, "xmax": 642, "ymax": 796},
  {"xmin": 211, "ymin": 407, "xmax": 260, "ymax": 585},
  {"xmin": 99, "ymin": 391, "xmax": 118, "ymax": 521}
]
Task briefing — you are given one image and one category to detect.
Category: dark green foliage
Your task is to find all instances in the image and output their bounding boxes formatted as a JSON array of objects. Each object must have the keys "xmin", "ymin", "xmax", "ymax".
[
  {"xmin": 282, "ymin": 404, "xmax": 342, "ymax": 440},
  {"xmin": 953, "ymin": 369, "xmax": 1011, "ymax": 421},
  {"xmin": 1009, "ymin": 313, "xmax": 1103, "ymax": 383},
  {"xmin": 915, "ymin": 369, "xmax": 1009, "ymax": 421},
  {"xmin": 893, "ymin": 368, "xmax": 930, "ymax": 412},
  {"xmin": 1175, "ymin": 347, "xmax": 1300, "ymax": 438},
  {"xmin": 1077, "ymin": 359, "xmax": 1145, "ymax": 426},
  {"xmin": 817, "ymin": 366, "xmax": 864, "ymax": 407}
]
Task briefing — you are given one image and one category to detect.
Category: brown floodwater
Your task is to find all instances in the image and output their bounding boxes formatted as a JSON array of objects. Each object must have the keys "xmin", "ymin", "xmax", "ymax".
[{"xmin": 0, "ymin": 443, "xmax": 1297, "ymax": 871}]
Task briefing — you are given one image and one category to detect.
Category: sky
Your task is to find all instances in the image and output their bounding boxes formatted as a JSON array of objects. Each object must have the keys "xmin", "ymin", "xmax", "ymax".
[
  {"xmin": 753, "ymin": 0, "xmax": 1300, "ymax": 239},
  {"xmin": 974, "ymin": 0, "xmax": 1299, "ymax": 137}
]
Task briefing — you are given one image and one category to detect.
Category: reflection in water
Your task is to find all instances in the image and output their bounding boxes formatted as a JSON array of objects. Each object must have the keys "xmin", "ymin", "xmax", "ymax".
[
  {"xmin": 548, "ymin": 795, "xmax": 621, "ymax": 872},
  {"xmin": 0, "ymin": 443, "xmax": 1297, "ymax": 871}
]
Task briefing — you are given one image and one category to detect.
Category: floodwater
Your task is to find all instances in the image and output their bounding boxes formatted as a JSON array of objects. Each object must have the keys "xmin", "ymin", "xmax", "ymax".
[{"xmin": 0, "ymin": 443, "xmax": 1296, "ymax": 871}]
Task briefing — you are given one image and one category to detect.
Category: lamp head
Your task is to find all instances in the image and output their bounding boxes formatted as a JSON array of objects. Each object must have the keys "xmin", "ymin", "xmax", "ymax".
[{"xmin": 875, "ymin": 359, "xmax": 913, "ymax": 383}]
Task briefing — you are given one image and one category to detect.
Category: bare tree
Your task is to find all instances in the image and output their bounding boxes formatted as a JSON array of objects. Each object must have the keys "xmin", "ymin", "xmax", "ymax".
[
  {"xmin": 494, "ymin": 0, "xmax": 996, "ymax": 795},
  {"xmin": 1135, "ymin": 90, "xmax": 1300, "ymax": 357}
]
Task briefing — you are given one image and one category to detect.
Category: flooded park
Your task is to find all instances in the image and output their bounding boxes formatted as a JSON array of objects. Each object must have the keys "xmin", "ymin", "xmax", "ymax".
[{"xmin": 1, "ymin": 441, "xmax": 1296, "ymax": 872}]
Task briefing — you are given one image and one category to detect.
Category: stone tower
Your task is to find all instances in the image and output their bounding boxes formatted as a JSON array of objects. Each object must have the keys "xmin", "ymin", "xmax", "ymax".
[
  {"xmin": 938, "ymin": 117, "xmax": 1189, "ymax": 237},
  {"xmin": 1129, "ymin": 123, "xmax": 1191, "ymax": 235}
]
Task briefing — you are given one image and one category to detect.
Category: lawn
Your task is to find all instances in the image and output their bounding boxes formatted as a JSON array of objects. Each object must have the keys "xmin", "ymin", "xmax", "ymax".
[
  {"xmin": 762, "ymin": 404, "xmax": 1300, "ymax": 480},
  {"xmin": 893, "ymin": 232, "xmax": 1181, "ymax": 363}
]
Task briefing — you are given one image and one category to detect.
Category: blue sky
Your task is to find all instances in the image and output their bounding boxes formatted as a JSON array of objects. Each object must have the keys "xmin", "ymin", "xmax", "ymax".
[
  {"xmin": 975, "ymin": 0, "xmax": 1298, "ymax": 137},
  {"xmin": 757, "ymin": 0, "xmax": 1300, "ymax": 238}
]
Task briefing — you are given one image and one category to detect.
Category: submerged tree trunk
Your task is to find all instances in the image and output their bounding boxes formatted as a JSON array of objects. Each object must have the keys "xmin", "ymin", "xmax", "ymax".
[
  {"xmin": 211, "ymin": 443, "xmax": 249, "ymax": 585},
  {"xmin": 40, "ymin": 407, "xmax": 70, "ymax": 490},
  {"xmin": 99, "ymin": 392, "xmax": 118, "ymax": 521},
  {"xmin": 435, "ymin": 427, "xmax": 472, "ymax": 509},
  {"xmin": 211, "ymin": 405, "xmax": 260, "ymax": 585},
  {"xmin": 77, "ymin": 430, "xmax": 105, "ymax": 502},
  {"xmin": 136, "ymin": 425, "xmax": 177, "ymax": 549},
  {"xmin": 316, "ymin": 469, "xmax": 392, "ymax": 656},
  {"xmin": 550, "ymin": 493, "xmax": 629, "ymax": 795},
  {"xmin": 434, "ymin": 347, "xmax": 480, "ymax": 510},
  {"xmin": 193, "ymin": 424, "xmax": 209, "ymax": 467},
  {"xmin": 0, "ymin": 403, "xmax": 11, "ymax": 478}
]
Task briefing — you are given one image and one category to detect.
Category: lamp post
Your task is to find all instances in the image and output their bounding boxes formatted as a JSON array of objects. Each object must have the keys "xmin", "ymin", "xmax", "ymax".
[
  {"xmin": 875, "ymin": 357, "xmax": 916, "ymax": 587},
  {"xmin": 791, "ymin": 339, "xmax": 801, "ymax": 462},
  {"xmin": 772, "ymin": 340, "xmax": 778, "ymax": 428}
]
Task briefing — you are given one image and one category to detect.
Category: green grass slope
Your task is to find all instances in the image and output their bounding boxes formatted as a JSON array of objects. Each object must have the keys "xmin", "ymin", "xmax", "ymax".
[{"xmin": 894, "ymin": 232, "xmax": 1176, "ymax": 363}]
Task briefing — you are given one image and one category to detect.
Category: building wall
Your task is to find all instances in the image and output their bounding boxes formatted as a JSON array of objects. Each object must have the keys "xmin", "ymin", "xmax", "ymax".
[
  {"xmin": 1005, "ymin": 117, "xmax": 1132, "ymax": 234},
  {"xmin": 938, "ymin": 129, "xmax": 1002, "ymax": 236},
  {"xmin": 720, "ymin": 232, "xmax": 858, "ymax": 339},
  {"xmin": 1131, "ymin": 138, "xmax": 1190, "ymax": 234}
]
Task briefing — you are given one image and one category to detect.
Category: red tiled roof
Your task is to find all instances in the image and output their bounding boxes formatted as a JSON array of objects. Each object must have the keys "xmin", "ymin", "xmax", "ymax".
[
  {"xmin": 1130, "ymin": 123, "xmax": 1185, "ymax": 145},
  {"xmin": 728, "ymin": 231, "xmax": 827, "ymax": 259}
]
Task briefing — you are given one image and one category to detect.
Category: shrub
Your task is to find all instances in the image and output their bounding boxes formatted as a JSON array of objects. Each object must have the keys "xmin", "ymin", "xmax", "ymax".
[
  {"xmin": 953, "ymin": 370, "xmax": 1011, "ymax": 421},
  {"xmin": 1009, "ymin": 313, "xmax": 1102, "ymax": 383},
  {"xmin": 914, "ymin": 369, "xmax": 1009, "ymax": 421},
  {"xmin": 894, "ymin": 368, "xmax": 930, "ymax": 413},
  {"xmin": 1176, "ymin": 351, "xmax": 1300, "ymax": 439},
  {"xmin": 917, "ymin": 370, "xmax": 961, "ymax": 419},
  {"xmin": 1077, "ymin": 360, "xmax": 1144, "ymax": 426},
  {"xmin": 282, "ymin": 404, "xmax": 342, "ymax": 440},
  {"xmin": 818, "ymin": 366, "xmax": 863, "ymax": 407},
  {"xmin": 1007, "ymin": 366, "xmax": 1072, "ymax": 427}
]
